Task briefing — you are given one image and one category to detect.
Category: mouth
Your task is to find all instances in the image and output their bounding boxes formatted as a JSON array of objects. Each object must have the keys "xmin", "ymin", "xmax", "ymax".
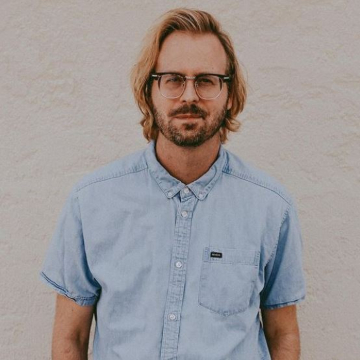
[{"xmin": 174, "ymin": 114, "xmax": 203, "ymax": 119}]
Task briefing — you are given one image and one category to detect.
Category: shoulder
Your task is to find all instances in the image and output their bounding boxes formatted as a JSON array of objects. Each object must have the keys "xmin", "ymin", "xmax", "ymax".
[
  {"xmin": 222, "ymin": 147, "xmax": 294, "ymax": 206},
  {"xmin": 72, "ymin": 146, "xmax": 148, "ymax": 194}
]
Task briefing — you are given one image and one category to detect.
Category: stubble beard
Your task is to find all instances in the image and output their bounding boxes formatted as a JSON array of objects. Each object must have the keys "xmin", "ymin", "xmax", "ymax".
[{"xmin": 152, "ymin": 103, "xmax": 228, "ymax": 148}]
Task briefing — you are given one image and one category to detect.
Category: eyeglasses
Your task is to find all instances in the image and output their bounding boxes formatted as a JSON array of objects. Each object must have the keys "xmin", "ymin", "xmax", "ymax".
[{"xmin": 150, "ymin": 73, "xmax": 231, "ymax": 100}]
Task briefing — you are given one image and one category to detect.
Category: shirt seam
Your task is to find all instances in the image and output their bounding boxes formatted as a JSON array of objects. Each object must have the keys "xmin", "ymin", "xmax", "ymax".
[
  {"xmin": 222, "ymin": 170, "xmax": 292, "ymax": 206},
  {"xmin": 72, "ymin": 192, "xmax": 101, "ymax": 289},
  {"xmin": 260, "ymin": 203, "xmax": 292, "ymax": 302},
  {"xmin": 40, "ymin": 271, "xmax": 98, "ymax": 301},
  {"xmin": 74, "ymin": 164, "xmax": 148, "ymax": 194},
  {"xmin": 260, "ymin": 294, "xmax": 306, "ymax": 309},
  {"xmin": 267, "ymin": 203, "xmax": 291, "ymax": 267}
]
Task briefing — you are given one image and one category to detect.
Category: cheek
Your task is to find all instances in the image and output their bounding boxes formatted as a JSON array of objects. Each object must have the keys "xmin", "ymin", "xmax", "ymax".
[
  {"xmin": 150, "ymin": 89, "xmax": 176, "ymax": 116},
  {"xmin": 150, "ymin": 87, "xmax": 162, "ymax": 111},
  {"xmin": 150, "ymin": 83, "xmax": 158, "ymax": 105},
  {"xmin": 207, "ymin": 98, "xmax": 228, "ymax": 117}
]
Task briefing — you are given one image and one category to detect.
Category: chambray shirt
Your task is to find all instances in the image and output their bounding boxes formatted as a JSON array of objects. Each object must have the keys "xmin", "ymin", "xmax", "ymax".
[{"xmin": 40, "ymin": 140, "xmax": 306, "ymax": 360}]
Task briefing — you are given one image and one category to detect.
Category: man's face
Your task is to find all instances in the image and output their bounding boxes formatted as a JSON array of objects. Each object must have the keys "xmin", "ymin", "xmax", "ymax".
[{"xmin": 150, "ymin": 31, "xmax": 232, "ymax": 148}]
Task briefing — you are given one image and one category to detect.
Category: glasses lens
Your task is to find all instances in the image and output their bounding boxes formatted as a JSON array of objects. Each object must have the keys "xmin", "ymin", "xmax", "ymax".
[
  {"xmin": 159, "ymin": 74, "xmax": 184, "ymax": 98},
  {"xmin": 196, "ymin": 75, "xmax": 222, "ymax": 99}
]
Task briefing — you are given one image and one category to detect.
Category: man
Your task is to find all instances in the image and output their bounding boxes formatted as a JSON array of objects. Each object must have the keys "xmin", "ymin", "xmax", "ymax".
[{"xmin": 40, "ymin": 8, "xmax": 306, "ymax": 360}]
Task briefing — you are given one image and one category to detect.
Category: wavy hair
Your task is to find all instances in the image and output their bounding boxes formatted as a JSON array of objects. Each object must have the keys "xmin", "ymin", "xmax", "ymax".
[{"xmin": 130, "ymin": 8, "xmax": 247, "ymax": 143}]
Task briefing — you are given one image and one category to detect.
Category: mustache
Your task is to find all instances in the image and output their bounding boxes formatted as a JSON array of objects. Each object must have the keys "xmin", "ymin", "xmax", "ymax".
[{"xmin": 168, "ymin": 104, "xmax": 207, "ymax": 118}]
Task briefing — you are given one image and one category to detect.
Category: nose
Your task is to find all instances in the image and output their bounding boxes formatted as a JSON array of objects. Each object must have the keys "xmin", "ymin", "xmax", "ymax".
[{"xmin": 179, "ymin": 78, "xmax": 199, "ymax": 103}]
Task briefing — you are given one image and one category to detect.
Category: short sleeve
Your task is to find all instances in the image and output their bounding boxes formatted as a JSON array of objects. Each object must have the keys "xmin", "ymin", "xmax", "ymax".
[
  {"xmin": 39, "ymin": 186, "xmax": 101, "ymax": 306},
  {"xmin": 260, "ymin": 199, "xmax": 306, "ymax": 309}
]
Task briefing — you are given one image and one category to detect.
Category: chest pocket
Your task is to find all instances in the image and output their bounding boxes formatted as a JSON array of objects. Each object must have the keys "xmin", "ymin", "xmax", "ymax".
[{"xmin": 198, "ymin": 247, "xmax": 260, "ymax": 316}]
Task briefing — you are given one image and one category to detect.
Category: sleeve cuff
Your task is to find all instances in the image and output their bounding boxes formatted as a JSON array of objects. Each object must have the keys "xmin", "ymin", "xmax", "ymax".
[
  {"xmin": 260, "ymin": 294, "xmax": 306, "ymax": 310},
  {"xmin": 39, "ymin": 272, "xmax": 98, "ymax": 306}
]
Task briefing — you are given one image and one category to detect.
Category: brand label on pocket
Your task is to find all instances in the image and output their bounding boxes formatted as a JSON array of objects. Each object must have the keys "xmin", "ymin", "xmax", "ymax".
[{"xmin": 210, "ymin": 251, "xmax": 222, "ymax": 258}]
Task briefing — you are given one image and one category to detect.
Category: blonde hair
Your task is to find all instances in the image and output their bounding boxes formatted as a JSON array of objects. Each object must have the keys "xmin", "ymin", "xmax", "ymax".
[{"xmin": 130, "ymin": 8, "xmax": 247, "ymax": 143}]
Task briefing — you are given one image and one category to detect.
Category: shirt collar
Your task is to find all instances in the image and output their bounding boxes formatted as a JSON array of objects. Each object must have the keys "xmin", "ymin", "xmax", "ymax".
[{"xmin": 144, "ymin": 140, "xmax": 227, "ymax": 201}]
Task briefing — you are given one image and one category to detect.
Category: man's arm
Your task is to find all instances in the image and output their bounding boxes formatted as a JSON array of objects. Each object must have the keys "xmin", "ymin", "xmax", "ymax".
[
  {"xmin": 52, "ymin": 294, "xmax": 95, "ymax": 360},
  {"xmin": 261, "ymin": 305, "xmax": 301, "ymax": 360}
]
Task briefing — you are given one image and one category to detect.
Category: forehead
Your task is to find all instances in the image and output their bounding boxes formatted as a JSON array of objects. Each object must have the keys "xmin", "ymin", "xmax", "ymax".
[{"xmin": 155, "ymin": 31, "xmax": 228, "ymax": 74}]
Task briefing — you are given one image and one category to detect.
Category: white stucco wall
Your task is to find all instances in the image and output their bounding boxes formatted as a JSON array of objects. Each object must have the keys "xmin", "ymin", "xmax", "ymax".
[{"xmin": 1, "ymin": 1, "xmax": 359, "ymax": 359}]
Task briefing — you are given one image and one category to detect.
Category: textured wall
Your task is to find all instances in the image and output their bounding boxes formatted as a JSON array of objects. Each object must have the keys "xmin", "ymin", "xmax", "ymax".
[{"xmin": 1, "ymin": 1, "xmax": 359, "ymax": 359}]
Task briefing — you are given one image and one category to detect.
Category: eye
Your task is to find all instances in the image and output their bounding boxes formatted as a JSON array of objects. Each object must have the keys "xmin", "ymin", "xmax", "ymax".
[
  {"xmin": 197, "ymin": 75, "xmax": 216, "ymax": 86},
  {"xmin": 164, "ymin": 74, "xmax": 183, "ymax": 84}
]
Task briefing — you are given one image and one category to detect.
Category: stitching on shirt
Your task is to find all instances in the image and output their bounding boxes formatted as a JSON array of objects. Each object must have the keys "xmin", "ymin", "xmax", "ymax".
[
  {"xmin": 260, "ymin": 203, "xmax": 292, "ymax": 302},
  {"xmin": 260, "ymin": 295, "xmax": 306, "ymax": 309},
  {"xmin": 147, "ymin": 167, "xmax": 178, "ymax": 197},
  {"xmin": 280, "ymin": 203, "xmax": 291, "ymax": 228},
  {"xmin": 222, "ymin": 170, "xmax": 292, "ymax": 205},
  {"xmin": 71, "ymin": 195, "xmax": 102, "ymax": 289},
  {"xmin": 40, "ymin": 271, "xmax": 98, "ymax": 301},
  {"xmin": 268, "ymin": 203, "xmax": 291, "ymax": 266},
  {"xmin": 74, "ymin": 164, "xmax": 148, "ymax": 193}
]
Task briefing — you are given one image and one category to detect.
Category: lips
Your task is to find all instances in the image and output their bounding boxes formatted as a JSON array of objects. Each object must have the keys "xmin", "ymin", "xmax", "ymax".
[{"xmin": 174, "ymin": 114, "xmax": 202, "ymax": 119}]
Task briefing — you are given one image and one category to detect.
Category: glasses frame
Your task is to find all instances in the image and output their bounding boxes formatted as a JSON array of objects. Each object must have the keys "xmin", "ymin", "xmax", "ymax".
[{"xmin": 150, "ymin": 72, "xmax": 231, "ymax": 100}]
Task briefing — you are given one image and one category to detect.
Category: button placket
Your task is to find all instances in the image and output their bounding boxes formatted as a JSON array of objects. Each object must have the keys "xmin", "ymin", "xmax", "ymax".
[{"xmin": 160, "ymin": 195, "xmax": 197, "ymax": 360}]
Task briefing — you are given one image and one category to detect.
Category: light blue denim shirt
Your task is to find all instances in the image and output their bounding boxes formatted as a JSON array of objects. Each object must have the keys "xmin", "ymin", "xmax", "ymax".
[{"xmin": 40, "ymin": 140, "xmax": 306, "ymax": 360}]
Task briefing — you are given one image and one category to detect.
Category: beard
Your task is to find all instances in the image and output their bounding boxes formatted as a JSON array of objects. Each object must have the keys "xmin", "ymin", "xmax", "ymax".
[{"xmin": 152, "ymin": 102, "xmax": 228, "ymax": 148}]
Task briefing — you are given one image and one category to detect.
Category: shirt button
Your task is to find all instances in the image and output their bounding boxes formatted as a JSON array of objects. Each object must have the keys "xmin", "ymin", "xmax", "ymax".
[
  {"xmin": 181, "ymin": 210, "xmax": 188, "ymax": 218},
  {"xmin": 199, "ymin": 193, "xmax": 204, "ymax": 199},
  {"xmin": 167, "ymin": 191, "xmax": 173, "ymax": 197},
  {"xmin": 169, "ymin": 313, "xmax": 176, "ymax": 320},
  {"xmin": 175, "ymin": 261, "xmax": 183, "ymax": 268},
  {"xmin": 183, "ymin": 187, "xmax": 190, "ymax": 194}
]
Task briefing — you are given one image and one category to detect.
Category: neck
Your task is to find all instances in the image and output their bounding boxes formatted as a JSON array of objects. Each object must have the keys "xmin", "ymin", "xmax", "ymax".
[{"xmin": 154, "ymin": 133, "xmax": 221, "ymax": 185}]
